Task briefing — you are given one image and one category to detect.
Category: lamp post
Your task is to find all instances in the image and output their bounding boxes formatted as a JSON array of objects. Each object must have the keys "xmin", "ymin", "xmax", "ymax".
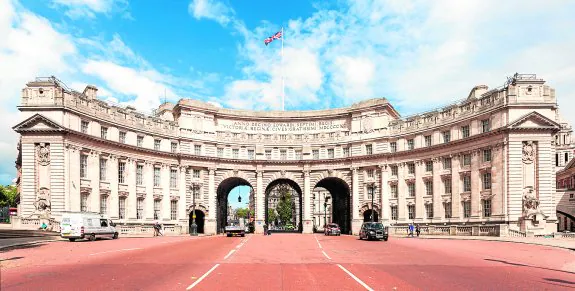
[
  {"xmin": 324, "ymin": 193, "xmax": 330, "ymax": 228},
  {"xmin": 190, "ymin": 183, "xmax": 199, "ymax": 236},
  {"xmin": 369, "ymin": 184, "xmax": 377, "ymax": 222}
]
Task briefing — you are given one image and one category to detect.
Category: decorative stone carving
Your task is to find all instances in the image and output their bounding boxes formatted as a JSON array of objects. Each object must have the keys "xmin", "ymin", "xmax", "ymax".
[
  {"xmin": 327, "ymin": 169, "xmax": 335, "ymax": 176},
  {"xmin": 280, "ymin": 170, "xmax": 286, "ymax": 177},
  {"xmin": 303, "ymin": 170, "xmax": 310, "ymax": 177},
  {"xmin": 36, "ymin": 143, "xmax": 50, "ymax": 166},
  {"xmin": 208, "ymin": 168, "xmax": 216, "ymax": 175},
  {"xmin": 522, "ymin": 141, "xmax": 534, "ymax": 164},
  {"xmin": 522, "ymin": 187, "xmax": 539, "ymax": 214},
  {"xmin": 34, "ymin": 187, "xmax": 51, "ymax": 216}
]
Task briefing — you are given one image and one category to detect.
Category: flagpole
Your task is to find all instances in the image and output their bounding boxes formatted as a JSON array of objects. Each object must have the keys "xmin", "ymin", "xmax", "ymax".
[{"xmin": 281, "ymin": 26, "xmax": 285, "ymax": 111}]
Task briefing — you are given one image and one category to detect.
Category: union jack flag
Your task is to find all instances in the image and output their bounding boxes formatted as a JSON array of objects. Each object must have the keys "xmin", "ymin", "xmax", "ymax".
[{"xmin": 264, "ymin": 30, "xmax": 282, "ymax": 46}]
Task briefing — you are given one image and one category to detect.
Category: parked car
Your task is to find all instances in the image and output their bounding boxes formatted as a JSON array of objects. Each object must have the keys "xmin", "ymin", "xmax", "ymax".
[
  {"xmin": 359, "ymin": 222, "xmax": 388, "ymax": 241},
  {"xmin": 60, "ymin": 211, "xmax": 118, "ymax": 242},
  {"xmin": 324, "ymin": 223, "xmax": 341, "ymax": 236}
]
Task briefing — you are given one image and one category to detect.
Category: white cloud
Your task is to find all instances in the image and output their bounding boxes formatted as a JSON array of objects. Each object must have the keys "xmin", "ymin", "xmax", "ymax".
[
  {"xmin": 51, "ymin": 0, "xmax": 128, "ymax": 19},
  {"xmin": 188, "ymin": 0, "xmax": 234, "ymax": 26}
]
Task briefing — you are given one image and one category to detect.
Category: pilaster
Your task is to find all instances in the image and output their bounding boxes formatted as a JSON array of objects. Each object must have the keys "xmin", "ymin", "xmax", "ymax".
[{"xmin": 379, "ymin": 165, "xmax": 389, "ymax": 223}]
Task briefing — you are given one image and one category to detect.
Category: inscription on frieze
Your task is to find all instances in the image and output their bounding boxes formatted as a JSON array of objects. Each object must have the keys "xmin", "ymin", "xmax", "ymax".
[{"xmin": 218, "ymin": 120, "xmax": 348, "ymax": 132}]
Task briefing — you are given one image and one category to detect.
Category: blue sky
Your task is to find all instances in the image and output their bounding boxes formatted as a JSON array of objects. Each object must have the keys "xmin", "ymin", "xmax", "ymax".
[{"xmin": 1, "ymin": 0, "xmax": 575, "ymax": 184}]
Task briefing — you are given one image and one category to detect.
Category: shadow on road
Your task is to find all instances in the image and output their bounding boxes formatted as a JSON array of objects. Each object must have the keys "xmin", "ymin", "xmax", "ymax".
[
  {"xmin": 484, "ymin": 258, "xmax": 575, "ymax": 275},
  {"xmin": 0, "ymin": 256, "xmax": 24, "ymax": 262},
  {"xmin": 544, "ymin": 278, "xmax": 575, "ymax": 285},
  {"xmin": 0, "ymin": 242, "xmax": 50, "ymax": 253}
]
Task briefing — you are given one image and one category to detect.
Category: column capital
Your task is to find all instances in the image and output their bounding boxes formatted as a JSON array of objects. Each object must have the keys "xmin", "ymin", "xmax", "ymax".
[
  {"xmin": 350, "ymin": 166, "xmax": 359, "ymax": 173},
  {"xmin": 378, "ymin": 164, "xmax": 387, "ymax": 170},
  {"xmin": 208, "ymin": 167, "xmax": 217, "ymax": 175},
  {"xmin": 303, "ymin": 170, "xmax": 310, "ymax": 177},
  {"xmin": 256, "ymin": 170, "xmax": 264, "ymax": 177}
]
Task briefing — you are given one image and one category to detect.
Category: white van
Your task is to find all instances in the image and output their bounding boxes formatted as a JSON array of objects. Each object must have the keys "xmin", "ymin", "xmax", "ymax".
[{"xmin": 60, "ymin": 212, "xmax": 119, "ymax": 242}]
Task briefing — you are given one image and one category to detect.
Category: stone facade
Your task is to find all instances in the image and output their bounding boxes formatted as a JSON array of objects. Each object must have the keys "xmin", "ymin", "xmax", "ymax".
[
  {"xmin": 12, "ymin": 74, "xmax": 569, "ymax": 235},
  {"xmin": 555, "ymin": 158, "xmax": 575, "ymax": 231}
]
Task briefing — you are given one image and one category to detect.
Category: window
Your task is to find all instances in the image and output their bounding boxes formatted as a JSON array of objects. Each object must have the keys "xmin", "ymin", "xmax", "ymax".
[
  {"xmin": 171, "ymin": 142, "xmax": 177, "ymax": 153},
  {"xmin": 391, "ymin": 206, "xmax": 398, "ymax": 220},
  {"xmin": 408, "ymin": 163, "xmax": 415, "ymax": 174},
  {"xmin": 443, "ymin": 131, "xmax": 451, "ymax": 143},
  {"xmin": 136, "ymin": 165, "xmax": 143, "ymax": 185},
  {"xmin": 295, "ymin": 150, "xmax": 302, "ymax": 160},
  {"xmin": 425, "ymin": 204, "xmax": 433, "ymax": 218},
  {"xmin": 101, "ymin": 127, "xmax": 108, "ymax": 139},
  {"xmin": 407, "ymin": 139, "xmax": 414, "ymax": 150},
  {"xmin": 481, "ymin": 119, "xmax": 490, "ymax": 133},
  {"xmin": 463, "ymin": 154, "xmax": 471, "ymax": 166},
  {"xmin": 193, "ymin": 187, "xmax": 201, "ymax": 200},
  {"xmin": 193, "ymin": 169, "xmax": 200, "ymax": 179},
  {"xmin": 425, "ymin": 161, "xmax": 433, "ymax": 172},
  {"xmin": 99, "ymin": 158, "xmax": 107, "ymax": 181},
  {"xmin": 118, "ymin": 161, "xmax": 126, "ymax": 184},
  {"xmin": 217, "ymin": 148, "xmax": 224, "ymax": 157},
  {"xmin": 390, "ymin": 142, "xmax": 397, "ymax": 153},
  {"xmin": 343, "ymin": 147, "xmax": 350, "ymax": 157},
  {"xmin": 119, "ymin": 197, "xmax": 126, "ymax": 219},
  {"xmin": 154, "ymin": 167, "xmax": 161, "ymax": 187},
  {"xmin": 119, "ymin": 131, "xmax": 126, "ymax": 143},
  {"xmin": 194, "ymin": 145, "xmax": 201, "ymax": 155},
  {"xmin": 483, "ymin": 199, "xmax": 491, "ymax": 217},
  {"xmin": 367, "ymin": 185, "xmax": 374, "ymax": 199},
  {"xmin": 313, "ymin": 149, "xmax": 319, "ymax": 159},
  {"xmin": 327, "ymin": 148, "xmax": 334, "ymax": 159},
  {"xmin": 233, "ymin": 149, "xmax": 240, "ymax": 159},
  {"xmin": 463, "ymin": 176, "xmax": 471, "ymax": 192},
  {"xmin": 266, "ymin": 150, "xmax": 272, "ymax": 160},
  {"xmin": 390, "ymin": 184, "xmax": 398, "ymax": 198},
  {"xmin": 565, "ymin": 152, "xmax": 569, "ymax": 163},
  {"xmin": 367, "ymin": 169, "xmax": 374, "ymax": 178},
  {"xmin": 425, "ymin": 181, "xmax": 433, "ymax": 196},
  {"xmin": 462, "ymin": 125, "xmax": 470, "ymax": 138},
  {"xmin": 280, "ymin": 150, "xmax": 287, "ymax": 160},
  {"xmin": 246, "ymin": 149, "xmax": 254, "ymax": 160},
  {"xmin": 137, "ymin": 136, "xmax": 144, "ymax": 147},
  {"xmin": 100, "ymin": 195, "xmax": 107, "ymax": 215},
  {"xmin": 408, "ymin": 183, "xmax": 415, "ymax": 197},
  {"xmin": 463, "ymin": 201, "xmax": 471, "ymax": 218},
  {"xmin": 391, "ymin": 165, "xmax": 398, "ymax": 176},
  {"xmin": 170, "ymin": 169, "xmax": 178, "ymax": 188},
  {"xmin": 80, "ymin": 194, "xmax": 88, "ymax": 212},
  {"xmin": 154, "ymin": 139, "xmax": 161, "ymax": 150},
  {"xmin": 136, "ymin": 198, "xmax": 144, "ymax": 219},
  {"xmin": 408, "ymin": 205, "xmax": 415, "ymax": 219},
  {"xmin": 444, "ymin": 202, "xmax": 452, "ymax": 218},
  {"xmin": 81, "ymin": 120, "xmax": 89, "ymax": 133},
  {"xmin": 154, "ymin": 200, "xmax": 160, "ymax": 220},
  {"xmin": 80, "ymin": 154, "xmax": 88, "ymax": 178},
  {"xmin": 424, "ymin": 135, "xmax": 432, "ymax": 147},
  {"xmin": 483, "ymin": 172, "xmax": 492, "ymax": 190},
  {"xmin": 443, "ymin": 157, "xmax": 452, "ymax": 169},
  {"xmin": 483, "ymin": 149, "xmax": 492, "ymax": 162},
  {"xmin": 171, "ymin": 200, "xmax": 178, "ymax": 220},
  {"xmin": 366, "ymin": 144, "xmax": 373, "ymax": 155},
  {"xmin": 444, "ymin": 179, "xmax": 452, "ymax": 194}
]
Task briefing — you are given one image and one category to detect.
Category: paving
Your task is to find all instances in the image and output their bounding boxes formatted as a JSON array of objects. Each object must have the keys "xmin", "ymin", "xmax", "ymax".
[
  {"xmin": 393, "ymin": 234, "xmax": 575, "ymax": 250},
  {"xmin": 1, "ymin": 234, "xmax": 574, "ymax": 290}
]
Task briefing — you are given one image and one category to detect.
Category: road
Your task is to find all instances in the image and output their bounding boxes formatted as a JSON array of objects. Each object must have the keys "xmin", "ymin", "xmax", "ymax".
[{"xmin": 1, "ymin": 234, "xmax": 574, "ymax": 290}]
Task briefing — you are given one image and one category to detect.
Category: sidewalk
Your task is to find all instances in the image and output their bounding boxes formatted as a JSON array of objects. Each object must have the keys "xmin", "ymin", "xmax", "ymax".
[{"xmin": 396, "ymin": 235, "xmax": 575, "ymax": 250}]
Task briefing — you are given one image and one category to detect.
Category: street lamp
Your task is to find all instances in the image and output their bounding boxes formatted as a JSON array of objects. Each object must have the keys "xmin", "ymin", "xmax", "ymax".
[
  {"xmin": 369, "ymin": 183, "xmax": 377, "ymax": 222},
  {"xmin": 190, "ymin": 183, "xmax": 200, "ymax": 236},
  {"xmin": 324, "ymin": 193, "xmax": 330, "ymax": 228}
]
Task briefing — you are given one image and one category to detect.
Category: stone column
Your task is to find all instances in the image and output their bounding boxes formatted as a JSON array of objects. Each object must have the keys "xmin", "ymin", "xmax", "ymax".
[
  {"xmin": 88, "ymin": 150, "xmax": 100, "ymax": 213},
  {"xmin": 471, "ymin": 150, "xmax": 481, "ymax": 219},
  {"xmin": 126, "ymin": 158, "xmax": 137, "ymax": 220},
  {"xmin": 397, "ymin": 163, "xmax": 407, "ymax": 222},
  {"xmin": 255, "ymin": 170, "xmax": 264, "ymax": 234},
  {"xmin": 109, "ymin": 155, "xmax": 119, "ymax": 219},
  {"xmin": 432, "ymin": 158, "xmax": 442, "ymax": 220},
  {"xmin": 205, "ymin": 168, "xmax": 217, "ymax": 235},
  {"xmin": 451, "ymin": 155, "xmax": 461, "ymax": 220},
  {"xmin": 302, "ymin": 169, "xmax": 312, "ymax": 233},
  {"xmin": 145, "ymin": 162, "xmax": 155, "ymax": 222},
  {"xmin": 178, "ymin": 166, "xmax": 187, "ymax": 223},
  {"xmin": 415, "ymin": 160, "xmax": 425, "ymax": 220},
  {"xmin": 380, "ymin": 165, "xmax": 389, "ymax": 224},
  {"xmin": 351, "ymin": 166, "xmax": 362, "ymax": 234},
  {"xmin": 161, "ymin": 164, "xmax": 171, "ymax": 222}
]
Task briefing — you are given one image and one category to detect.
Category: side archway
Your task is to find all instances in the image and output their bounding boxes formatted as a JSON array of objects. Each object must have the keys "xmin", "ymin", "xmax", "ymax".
[
  {"xmin": 360, "ymin": 202, "xmax": 380, "ymax": 222},
  {"xmin": 216, "ymin": 177, "xmax": 253, "ymax": 234},
  {"xmin": 264, "ymin": 178, "xmax": 303, "ymax": 233},
  {"xmin": 189, "ymin": 208, "xmax": 206, "ymax": 234},
  {"xmin": 314, "ymin": 177, "xmax": 351, "ymax": 234}
]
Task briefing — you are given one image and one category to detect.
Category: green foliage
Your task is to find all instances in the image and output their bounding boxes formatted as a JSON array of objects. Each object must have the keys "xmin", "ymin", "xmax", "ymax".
[
  {"xmin": 267, "ymin": 208, "xmax": 277, "ymax": 223},
  {"xmin": 276, "ymin": 187, "xmax": 293, "ymax": 225},
  {"xmin": 0, "ymin": 185, "xmax": 18, "ymax": 207},
  {"xmin": 235, "ymin": 207, "xmax": 254, "ymax": 219}
]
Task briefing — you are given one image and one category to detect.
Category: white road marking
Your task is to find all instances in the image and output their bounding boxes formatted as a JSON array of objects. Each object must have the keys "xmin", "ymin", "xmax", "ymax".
[
  {"xmin": 337, "ymin": 264, "xmax": 374, "ymax": 291},
  {"xmin": 186, "ymin": 264, "xmax": 220, "ymax": 290},
  {"xmin": 89, "ymin": 248, "xmax": 142, "ymax": 256},
  {"xmin": 314, "ymin": 235, "xmax": 323, "ymax": 249},
  {"xmin": 224, "ymin": 249, "xmax": 236, "ymax": 260},
  {"xmin": 322, "ymin": 250, "xmax": 332, "ymax": 260}
]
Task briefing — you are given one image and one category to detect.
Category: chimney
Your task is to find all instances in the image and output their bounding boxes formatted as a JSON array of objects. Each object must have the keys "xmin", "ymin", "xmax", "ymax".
[{"xmin": 83, "ymin": 85, "xmax": 98, "ymax": 100}]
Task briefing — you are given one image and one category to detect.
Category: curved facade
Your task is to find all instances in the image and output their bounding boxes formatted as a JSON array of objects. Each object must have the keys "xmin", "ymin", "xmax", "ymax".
[{"xmin": 13, "ymin": 74, "xmax": 568, "ymax": 235}]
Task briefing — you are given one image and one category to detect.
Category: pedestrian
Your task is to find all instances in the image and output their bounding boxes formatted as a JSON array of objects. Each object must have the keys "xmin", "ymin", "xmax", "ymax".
[
  {"xmin": 267, "ymin": 224, "xmax": 271, "ymax": 236},
  {"xmin": 263, "ymin": 224, "xmax": 268, "ymax": 236},
  {"xmin": 415, "ymin": 224, "xmax": 420, "ymax": 237},
  {"xmin": 154, "ymin": 221, "xmax": 160, "ymax": 237},
  {"xmin": 408, "ymin": 223, "xmax": 414, "ymax": 237}
]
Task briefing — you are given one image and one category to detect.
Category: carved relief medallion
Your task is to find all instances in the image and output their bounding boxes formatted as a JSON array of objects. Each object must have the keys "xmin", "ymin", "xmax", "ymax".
[
  {"xmin": 522, "ymin": 141, "xmax": 534, "ymax": 164},
  {"xmin": 36, "ymin": 143, "xmax": 50, "ymax": 166}
]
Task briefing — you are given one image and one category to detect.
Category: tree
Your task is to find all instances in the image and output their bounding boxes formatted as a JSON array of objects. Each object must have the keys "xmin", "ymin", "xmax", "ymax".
[
  {"xmin": 0, "ymin": 185, "xmax": 18, "ymax": 207},
  {"xmin": 267, "ymin": 208, "xmax": 277, "ymax": 224},
  {"xmin": 235, "ymin": 208, "xmax": 254, "ymax": 219},
  {"xmin": 276, "ymin": 186, "xmax": 293, "ymax": 225}
]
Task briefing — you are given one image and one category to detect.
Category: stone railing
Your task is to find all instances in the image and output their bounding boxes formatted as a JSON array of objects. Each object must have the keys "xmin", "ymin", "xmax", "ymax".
[
  {"xmin": 389, "ymin": 224, "xmax": 501, "ymax": 237},
  {"xmin": 117, "ymin": 224, "xmax": 183, "ymax": 237},
  {"xmin": 508, "ymin": 229, "xmax": 527, "ymax": 237}
]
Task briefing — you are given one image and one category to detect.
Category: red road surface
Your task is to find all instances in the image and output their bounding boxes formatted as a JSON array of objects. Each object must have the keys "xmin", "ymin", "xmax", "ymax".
[{"xmin": 1, "ymin": 234, "xmax": 574, "ymax": 290}]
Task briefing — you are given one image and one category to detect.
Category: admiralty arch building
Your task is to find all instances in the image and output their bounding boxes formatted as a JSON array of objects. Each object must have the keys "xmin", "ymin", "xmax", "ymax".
[{"xmin": 13, "ymin": 74, "xmax": 572, "ymax": 235}]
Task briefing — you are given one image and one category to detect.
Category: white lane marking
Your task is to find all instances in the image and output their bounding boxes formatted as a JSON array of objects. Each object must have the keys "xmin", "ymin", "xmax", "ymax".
[
  {"xmin": 322, "ymin": 250, "xmax": 332, "ymax": 260},
  {"xmin": 186, "ymin": 264, "xmax": 220, "ymax": 290},
  {"xmin": 314, "ymin": 235, "xmax": 323, "ymax": 249},
  {"xmin": 224, "ymin": 249, "xmax": 236, "ymax": 260},
  {"xmin": 337, "ymin": 264, "xmax": 374, "ymax": 291},
  {"xmin": 89, "ymin": 248, "xmax": 142, "ymax": 256}
]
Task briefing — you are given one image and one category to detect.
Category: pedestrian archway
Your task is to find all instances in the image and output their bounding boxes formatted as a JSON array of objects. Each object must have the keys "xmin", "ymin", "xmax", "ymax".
[
  {"xmin": 216, "ymin": 177, "xmax": 254, "ymax": 234},
  {"xmin": 265, "ymin": 179, "xmax": 303, "ymax": 233},
  {"xmin": 314, "ymin": 177, "xmax": 351, "ymax": 234},
  {"xmin": 189, "ymin": 209, "xmax": 205, "ymax": 234},
  {"xmin": 363, "ymin": 209, "xmax": 379, "ymax": 222}
]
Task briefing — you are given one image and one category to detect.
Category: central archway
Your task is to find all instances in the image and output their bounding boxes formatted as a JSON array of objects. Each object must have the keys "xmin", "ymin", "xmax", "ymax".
[
  {"xmin": 265, "ymin": 179, "xmax": 303, "ymax": 233},
  {"xmin": 314, "ymin": 177, "xmax": 351, "ymax": 234},
  {"xmin": 216, "ymin": 177, "xmax": 253, "ymax": 234}
]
